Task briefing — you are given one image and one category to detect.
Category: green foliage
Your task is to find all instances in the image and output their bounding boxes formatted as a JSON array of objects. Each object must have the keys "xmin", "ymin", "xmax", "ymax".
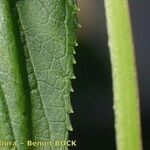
[
  {"xmin": 104, "ymin": 0, "xmax": 142, "ymax": 150},
  {"xmin": 0, "ymin": 0, "xmax": 78, "ymax": 149}
]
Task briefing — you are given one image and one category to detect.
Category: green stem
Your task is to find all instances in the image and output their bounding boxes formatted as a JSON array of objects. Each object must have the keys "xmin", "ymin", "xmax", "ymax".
[{"xmin": 104, "ymin": 0, "xmax": 142, "ymax": 150}]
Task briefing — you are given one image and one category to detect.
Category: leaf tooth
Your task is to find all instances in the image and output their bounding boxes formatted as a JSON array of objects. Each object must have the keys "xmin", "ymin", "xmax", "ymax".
[
  {"xmin": 71, "ymin": 74, "xmax": 76, "ymax": 80},
  {"xmin": 73, "ymin": 0, "xmax": 80, "ymax": 12},
  {"xmin": 69, "ymin": 108, "xmax": 74, "ymax": 114},
  {"xmin": 67, "ymin": 79, "xmax": 74, "ymax": 92},
  {"xmin": 68, "ymin": 67, "xmax": 75, "ymax": 80},
  {"xmin": 68, "ymin": 100, "xmax": 74, "ymax": 114},
  {"xmin": 75, "ymin": 42, "xmax": 78, "ymax": 47},
  {"xmin": 66, "ymin": 115, "xmax": 73, "ymax": 131},
  {"xmin": 70, "ymin": 84, "xmax": 74, "ymax": 93},
  {"xmin": 72, "ymin": 55, "xmax": 76, "ymax": 64},
  {"xmin": 73, "ymin": 48, "xmax": 76, "ymax": 54},
  {"xmin": 77, "ymin": 23, "xmax": 82, "ymax": 28},
  {"xmin": 64, "ymin": 93, "xmax": 73, "ymax": 113},
  {"xmin": 76, "ymin": 7, "xmax": 80, "ymax": 12},
  {"xmin": 74, "ymin": 40, "xmax": 78, "ymax": 47},
  {"xmin": 74, "ymin": 4, "xmax": 80, "ymax": 12},
  {"xmin": 74, "ymin": 16, "xmax": 81, "ymax": 29}
]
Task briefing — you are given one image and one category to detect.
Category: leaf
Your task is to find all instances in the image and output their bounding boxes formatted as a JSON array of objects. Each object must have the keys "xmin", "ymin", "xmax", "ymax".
[{"xmin": 0, "ymin": 0, "xmax": 78, "ymax": 149}]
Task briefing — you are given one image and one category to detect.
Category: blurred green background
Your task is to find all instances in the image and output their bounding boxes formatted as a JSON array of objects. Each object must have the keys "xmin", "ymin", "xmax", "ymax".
[{"xmin": 69, "ymin": 0, "xmax": 150, "ymax": 150}]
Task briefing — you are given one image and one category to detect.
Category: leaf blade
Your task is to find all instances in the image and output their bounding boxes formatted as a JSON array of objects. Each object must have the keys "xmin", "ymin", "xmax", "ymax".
[
  {"xmin": 0, "ymin": 1, "xmax": 31, "ymax": 149},
  {"xmin": 0, "ymin": 0, "xmax": 77, "ymax": 149},
  {"xmin": 16, "ymin": 0, "xmax": 77, "ymax": 149}
]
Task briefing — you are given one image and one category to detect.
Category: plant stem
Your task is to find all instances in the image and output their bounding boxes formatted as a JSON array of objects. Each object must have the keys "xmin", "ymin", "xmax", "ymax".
[{"xmin": 104, "ymin": 0, "xmax": 142, "ymax": 150}]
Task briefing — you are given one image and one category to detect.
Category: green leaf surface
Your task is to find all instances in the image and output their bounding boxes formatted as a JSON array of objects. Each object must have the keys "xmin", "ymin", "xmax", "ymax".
[{"xmin": 0, "ymin": 0, "xmax": 78, "ymax": 150}]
